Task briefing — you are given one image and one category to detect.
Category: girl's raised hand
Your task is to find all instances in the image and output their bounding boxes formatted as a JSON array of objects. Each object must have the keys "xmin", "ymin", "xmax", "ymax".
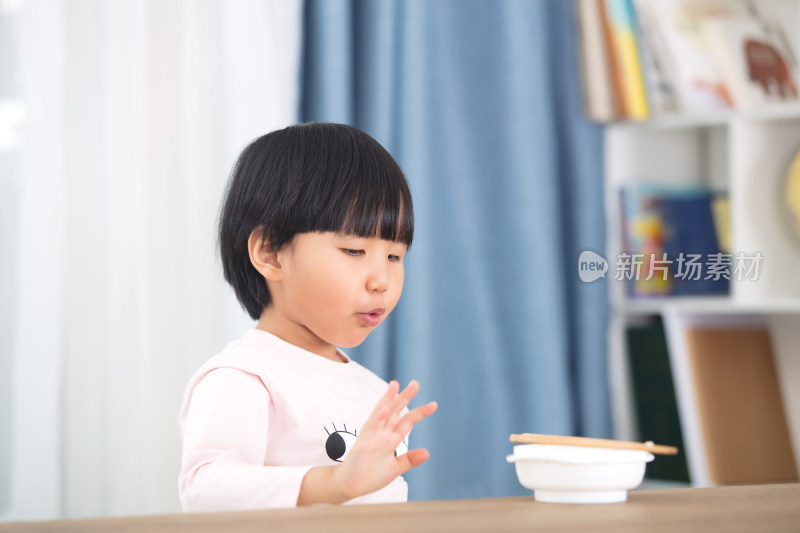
[{"xmin": 333, "ymin": 380, "xmax": 438, "ymax": 501}]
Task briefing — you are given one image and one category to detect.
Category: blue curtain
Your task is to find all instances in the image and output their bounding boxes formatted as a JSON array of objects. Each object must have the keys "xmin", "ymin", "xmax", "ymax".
[{"xmin": 302, "ymin": 0, "xmax": 610, "ymax": 500}]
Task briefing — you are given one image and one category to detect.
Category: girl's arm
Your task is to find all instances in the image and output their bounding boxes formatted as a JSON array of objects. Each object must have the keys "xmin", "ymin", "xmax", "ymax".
[{"xmin": 180, "ymin": 369, "xmax": 313, "ymax": 511}]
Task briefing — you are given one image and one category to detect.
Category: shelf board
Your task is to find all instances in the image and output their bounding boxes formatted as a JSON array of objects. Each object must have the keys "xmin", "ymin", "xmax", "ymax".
[
  {"xmin": 614, "ymin": 296, "xmax": 800, "ymax": 315},
  {"xmin": 605, "ymin": 103, "xmax": 800, "ymax": 130}
]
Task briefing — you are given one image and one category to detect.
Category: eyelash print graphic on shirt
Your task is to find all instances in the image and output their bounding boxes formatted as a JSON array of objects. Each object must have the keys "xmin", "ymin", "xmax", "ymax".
[
  {"xmin": 323, "ymin": 423, "xmax": 409, "ymax": 462},
  {"xmin": 395, "ymin": 438, "xmax": 408, "ymax": 457},
  {"xmin": 324, "ymin": 423, "xmax": 358, "ymax": 462}
]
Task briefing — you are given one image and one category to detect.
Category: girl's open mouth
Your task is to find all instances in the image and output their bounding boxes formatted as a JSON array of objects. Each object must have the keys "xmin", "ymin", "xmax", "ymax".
[{"xmin": 359, "ymin": 308, "xmax": 385, "ymax": 327}]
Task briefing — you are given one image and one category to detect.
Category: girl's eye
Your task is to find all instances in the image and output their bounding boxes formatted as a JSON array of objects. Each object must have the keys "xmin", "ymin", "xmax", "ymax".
[
  {"xmin": 341, "ymin": 249, "xmax": 364, "ymax": 256},
  {"xmin": 388, "ymin": 255, "xmax": 402, "ymax": 262}
]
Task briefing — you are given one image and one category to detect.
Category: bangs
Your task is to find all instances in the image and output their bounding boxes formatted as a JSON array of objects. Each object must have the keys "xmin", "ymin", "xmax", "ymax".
[
  {"xmin": 328, "ymin": 186, "xmax": 414, "ymax": 245},
  {"xmin": 279, "ymin": 123, "xmax": 414, "ymax": 247}
]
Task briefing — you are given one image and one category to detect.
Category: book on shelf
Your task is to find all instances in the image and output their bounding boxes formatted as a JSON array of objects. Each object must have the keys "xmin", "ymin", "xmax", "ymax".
[
  {"xmin": 574, "ymin": 0, "xmax": 800, "ymax": 120},
  {"xmin": 634, "ymin": 0, "xmax": 754, "ymax": 113},
  {"xmin": 788, "ymin": 149, "xmax": 800, "ymax": 237},
  {"xmin": 630, "ymin": 0, "xmax": 678, "ymax": 115},
  {"xmin": 605, "ymin": 0, "xmax": 650, "ymax": 120},
  {"xmin": 685, "ymin": 325, "xmax": 798, "ymax": 484},
  {"xmin": 576, "ymin": 0, "xmax": 629, "ymax": 120},
  {"xmin": 619, "ymin": 184, "xmax": 673, "ymax": 297},
  {"xmin": 657, "ymin": 192, "xmax": 729, "ymax": 297},
  {"xmin": 576, "ymin": 0, "xmax": 617, "ymax": 121},
  {"xmin": 619, "ymin": 184, "xmax": 729, "ymax": 298},
  {"xmin": 710, "ymin": 195, "xmax": 732, "ymax": 254},
  {"xmin": 706, "ymin": 17, "xmax": 800, "ymax": 110},
  {"xmin": 598, "ymin": 0, "xmax": 628, "ymax": 118},
  {"xmin": 625, "ymin": 319, "xmax": 690, "ymax": 482}
]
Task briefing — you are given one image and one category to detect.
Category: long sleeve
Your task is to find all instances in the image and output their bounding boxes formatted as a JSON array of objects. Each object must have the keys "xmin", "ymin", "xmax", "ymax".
[{"xmin": 178, "ymin": 368, "xmax": 312, "ymax": 512}]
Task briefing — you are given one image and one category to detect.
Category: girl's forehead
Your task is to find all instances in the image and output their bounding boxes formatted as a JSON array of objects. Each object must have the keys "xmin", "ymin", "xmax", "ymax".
[
  {"xmin": 332, "ymin": 231, "xmax": 408, "ymax": 244},
  {"xmin": 293, "ymin": 231, "xmax": 407, "ymax": 248}
]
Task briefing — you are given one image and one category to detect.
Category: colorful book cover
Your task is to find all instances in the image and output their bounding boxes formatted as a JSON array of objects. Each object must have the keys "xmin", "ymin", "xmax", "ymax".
[
  {"xmin": 605, "ymin": 0, "xmax": 650, "ymax": 120},
  {"xmin": 598, "ymin": 0, "xmax": 627, "ymax": 118},
  {"xmin": 619, "ymin": 184, "xmax": 673, "ymax": 297},
  {"xmin": 705, "ymin": 17, "xmax": 799, "ymax": 110},
  {"xmin": 620, "ymin": 184, "xmax": 725, "ymax": 297},
  {"xmin": 639, "ymin": 0, "xmax": 755, "ymax": 112}
]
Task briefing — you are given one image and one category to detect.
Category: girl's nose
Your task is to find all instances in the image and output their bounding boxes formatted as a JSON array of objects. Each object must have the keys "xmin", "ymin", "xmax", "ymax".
[{"xmin": 366, "ymin": 263, "xmax": 389, "ymax": 293}]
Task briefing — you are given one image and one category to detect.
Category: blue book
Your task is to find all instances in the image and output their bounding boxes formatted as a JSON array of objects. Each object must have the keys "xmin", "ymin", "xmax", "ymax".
[{"xmin": 657, "ymin": 193, "xmax": 729, "ymax": 296}]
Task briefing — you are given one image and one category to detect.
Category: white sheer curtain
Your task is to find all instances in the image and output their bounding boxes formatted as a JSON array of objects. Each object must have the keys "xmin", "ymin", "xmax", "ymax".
[{"xmin": 2, "ymin": 0, "xmax": 303, "ymax": 520}]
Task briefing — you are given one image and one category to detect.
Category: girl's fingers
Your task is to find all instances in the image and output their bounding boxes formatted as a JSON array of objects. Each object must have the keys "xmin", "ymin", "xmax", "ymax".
[
  {"xmin": 387, "ymin": 380, "xmax": 420, "ymax": 427},
  {"xmin": 362, "ymin": 381, "xmax": 399, "ymax": 434},
  {"xmin": 379, "ymin": 380, "xmax": 400, "ymax": 412},
  {"xmin": 396, "ymin": 448, "xmax": 431, "ymax": 475},
  {"xmin": 394, "ymin": 401, "xmax": 438, "ymax": 437},
  {"xmin": 364, "ymin": 380, "xmax": 435, "ymax": 445}
]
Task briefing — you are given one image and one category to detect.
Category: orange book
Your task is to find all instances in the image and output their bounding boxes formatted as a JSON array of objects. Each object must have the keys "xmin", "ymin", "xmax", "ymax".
[{"xmin": 598, "ymin": 0, "xmax": 627, "ymax": 118}]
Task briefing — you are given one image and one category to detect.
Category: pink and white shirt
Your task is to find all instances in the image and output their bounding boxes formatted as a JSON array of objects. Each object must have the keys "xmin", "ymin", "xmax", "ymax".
[{"xmin": 179, "ymin": 329, "xmax": 408, "ymax": 512}]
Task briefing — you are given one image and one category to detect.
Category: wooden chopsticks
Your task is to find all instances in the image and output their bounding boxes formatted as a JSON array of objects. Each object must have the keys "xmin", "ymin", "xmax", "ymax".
[{"xmin": 510, "ymin": 433, "xmax": 679, "ymax": 456}]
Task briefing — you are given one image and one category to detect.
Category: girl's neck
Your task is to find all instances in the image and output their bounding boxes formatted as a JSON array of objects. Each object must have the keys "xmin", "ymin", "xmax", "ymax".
[{"xmin": 256, "ymin": 308, "xmax": 344, "ymax": 363}]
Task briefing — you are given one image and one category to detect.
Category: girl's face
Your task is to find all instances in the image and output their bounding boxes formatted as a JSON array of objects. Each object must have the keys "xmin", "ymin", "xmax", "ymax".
[{"xmin": 260, "ymin": 231, "xmax": 407, "ymax": 360}]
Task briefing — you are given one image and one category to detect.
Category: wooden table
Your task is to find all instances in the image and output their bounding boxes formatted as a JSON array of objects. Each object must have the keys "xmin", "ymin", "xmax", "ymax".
[{"xmin": 3, "ymin": 484, "xmax": 799, "ymax": 533}]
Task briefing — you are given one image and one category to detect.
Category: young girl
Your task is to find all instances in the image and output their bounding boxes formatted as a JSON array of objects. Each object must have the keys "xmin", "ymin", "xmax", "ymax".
[{"xmin": 178, "ymin": 122, "xmax": 437, "ymax": 511}]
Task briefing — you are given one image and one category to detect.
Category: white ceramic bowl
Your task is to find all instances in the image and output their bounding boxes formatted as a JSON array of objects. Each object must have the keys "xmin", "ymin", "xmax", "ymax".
[{"xmin": 506, "ymin": 444, "xmax": 654, "ymax": 503}]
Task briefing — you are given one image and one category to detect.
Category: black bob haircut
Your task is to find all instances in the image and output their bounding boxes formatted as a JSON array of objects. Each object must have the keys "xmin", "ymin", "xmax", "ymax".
[{"xmin": 219, "ymin": 122, "xmax": 414, "ymax": 320}]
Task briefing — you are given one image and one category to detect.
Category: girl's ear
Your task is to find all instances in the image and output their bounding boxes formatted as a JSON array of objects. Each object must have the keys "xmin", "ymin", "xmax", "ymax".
[{"xmin": 248, "ymin": 229, "xmax": 283, "ymax": 281}]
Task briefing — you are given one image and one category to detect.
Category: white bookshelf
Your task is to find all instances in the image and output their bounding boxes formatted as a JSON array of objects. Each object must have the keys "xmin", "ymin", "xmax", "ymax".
[
  {"xmin": 604, "ymin": 0, "xmax": 800, "ymax": 488},
  {"xmin": 609, "ymin": 102, "xmax": 800, "ymax": 130},
  {"xmin": 615, "ymin": 296, "xmax": 800, "ymax": 315}
]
